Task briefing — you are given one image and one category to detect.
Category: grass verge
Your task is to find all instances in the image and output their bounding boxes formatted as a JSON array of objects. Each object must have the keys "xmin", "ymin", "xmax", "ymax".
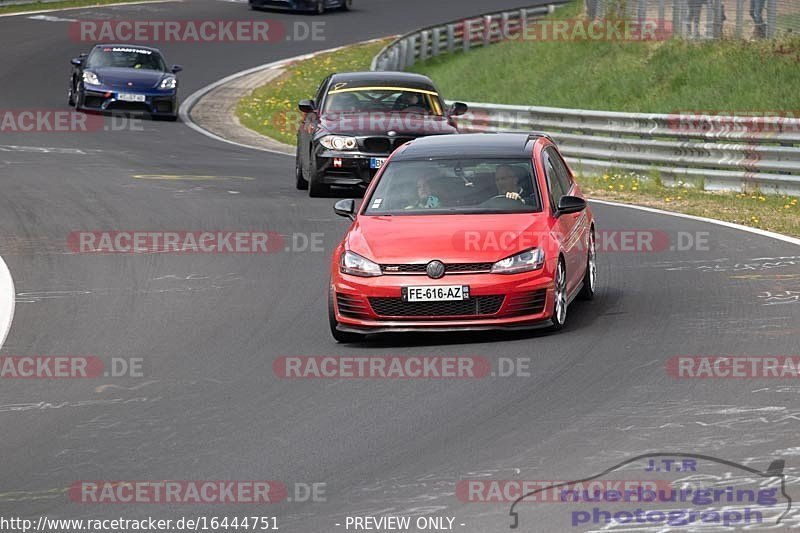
[
  {"xmin": 236, "ymin": 39, "xmax": 390, "ymax": 146},
  {"xmin": 0, "ymin": 0, "xmax": 156, "ymax": 15},
  {"xmin": 409, "ymin": 1, "xmax": 800, "ymax": 112},
  {"xmin": 580, "ymin": 171, "xmax": 799, "ymax": 237}
]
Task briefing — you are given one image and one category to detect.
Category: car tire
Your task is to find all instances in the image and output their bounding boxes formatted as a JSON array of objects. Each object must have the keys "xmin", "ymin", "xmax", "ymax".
[
  {"xmin": 328, "ymin": 287, "xmax": 366, "ymax": 343},
  {"xmin": 315, "ymin": 0, "xmax": 325, "ymax": 14},
  {"xmin": 68, "ymin": 81, "xmax": 76, "ymax": 107},
  {"xmin": 308, "ymin": 159, "xmax": 328, "ymax": 197},
  {"xmin": 341, "ymin": 0, "xmax": 352, "ymax": 10},
  {"xmin": 295, "ymin": 152, "xmax": 309, "ymax": 190},
  {"xmin": 549, "ymin": 258, "xmax": 567, "ymax": 331},
  {"xmin": 578, "ymin": 227, "xmax": 596, "ymax": 300}
]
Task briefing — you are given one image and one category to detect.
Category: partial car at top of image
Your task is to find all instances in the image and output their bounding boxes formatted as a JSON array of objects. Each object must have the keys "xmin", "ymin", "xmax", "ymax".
[
  {"xmin": 328, "ymin": 133, "xmax": 597, "ymax": 343},
  {"xmin": 69, "ymin": 44, "xmax": 183, "ymax": 121},
  {"xmin": 295, "ymin": 71, "xmax": 468, "ymax": 197},
  {"xmin": 249, "ymin": 0, "xmax": 352, "ymax": 14}
]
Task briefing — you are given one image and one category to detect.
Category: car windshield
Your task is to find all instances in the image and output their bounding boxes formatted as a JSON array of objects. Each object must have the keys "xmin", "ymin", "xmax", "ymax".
[
  {"xmin": 323, "ymin": 87, "xmax": 442, "ymax": 115},
  {"xmin": 363, "ymin": 158, "xmax": 542, "ymax": 215},
  {"xmin": 86, "ymin": 47, "xmax": 167, "ymax": 71}
]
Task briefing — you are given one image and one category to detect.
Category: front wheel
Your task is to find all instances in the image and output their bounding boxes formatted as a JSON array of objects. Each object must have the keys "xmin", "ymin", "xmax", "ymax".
[
  {"xmin": 68, "ymin": 81, "xmax": 75, "ymax": 106},
  {"xmin": 341, "ymin": 0, "xmax": 352, "ymax": 10},
  {"xmin": 328, "ymin": 287, "xmax": 366, "ymax": 343},
  {"xmin": 578, "ymin": 228, "xmax": 596, "ymax": 300},
  {"xmin": 315, "ymin": 0, "xmax": 325, "ymax": 14},
  {"xmin": 295, "ymin": 152, "xmax": 308, "ymax": 190},
  {"xmin": 549, "ymin": 258, "xmax": 567, "ymax": 331}
]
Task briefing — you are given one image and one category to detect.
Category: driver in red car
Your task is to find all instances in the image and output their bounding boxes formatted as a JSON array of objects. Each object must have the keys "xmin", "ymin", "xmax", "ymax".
[{"xmin": 494, "ymin": 164, "xmax": 526, "ymax": 204}]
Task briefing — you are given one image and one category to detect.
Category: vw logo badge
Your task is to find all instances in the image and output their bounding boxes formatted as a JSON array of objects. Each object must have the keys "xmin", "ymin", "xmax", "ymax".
[{"xmin": 426, "ymin": 260, "xmax": 446, "ymax": 279}]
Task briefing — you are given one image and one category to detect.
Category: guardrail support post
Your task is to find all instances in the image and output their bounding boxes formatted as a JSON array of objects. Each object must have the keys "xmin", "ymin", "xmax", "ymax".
[
  {"xmin": 463, "ymin": 19, "xmax": 472, "ymax": 52},
  {"xmin": 446, "ymin": 23, "xmax": 456, "ymax": 54},
  {"xmin": 407, "ymin": 35, "xmax": 416, "ymax": 67},
  {"xmin": 419, "ymin": 30, "xmax": 429, "ymax": 62},
  {"xmin": 766, "ymin": 0, "xmax": 777, "ymax": 37},
  {"xmin": 432, "ymin": 27, "xmax": 441, "ymax": 57}
]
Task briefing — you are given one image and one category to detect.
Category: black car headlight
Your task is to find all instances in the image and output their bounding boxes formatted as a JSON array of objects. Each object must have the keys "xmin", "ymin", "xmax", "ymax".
[
  {"xmin": 491, "ymin": 248, "xmax": 545, "ymax": 274},
  {"xmin": 320, "ymin": 135, "xmax": 358, "ymax": 151}
]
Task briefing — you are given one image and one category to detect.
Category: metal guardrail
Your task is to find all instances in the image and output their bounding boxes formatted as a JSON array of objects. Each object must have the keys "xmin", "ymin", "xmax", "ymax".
[
  {"xmin": 0, "ymin": 0, "xmax": 65, "ymax": 6},
  {"xmin": 370, "ymin": 3, "xmax": 563, "ymax": 72},
  {"xmin": 371, "ymin": 4, "xmax": 800, "ymax": 194}
]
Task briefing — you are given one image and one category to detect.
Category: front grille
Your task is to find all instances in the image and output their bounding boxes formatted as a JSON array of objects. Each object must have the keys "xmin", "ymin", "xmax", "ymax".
[
  {"xmin": 369, "ymin": 295, "xmax": 504, "ymax": 318},
  {"xmin": 380, "ymin": 263, "xmax": 493, "ymax": 275},
  {"xmin": 363, "ymin": 137, "xmax": 391, "ymax": 154},
  {"xmin": 107, "ymin": 102, "xmax": 150, "ymax": 112},
  {"xmin": 336, "ymin": 293, "xmax": 370, "ymax": 318},
  {"xmin": 505, "ymin": 290, "xmax": 547, "ymax": 316}
]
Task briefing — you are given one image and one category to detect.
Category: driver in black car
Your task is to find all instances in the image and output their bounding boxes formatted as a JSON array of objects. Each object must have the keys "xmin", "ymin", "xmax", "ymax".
[{"xmin": 494, "ymin": 164, "xmax": 526, "ymax": 204}]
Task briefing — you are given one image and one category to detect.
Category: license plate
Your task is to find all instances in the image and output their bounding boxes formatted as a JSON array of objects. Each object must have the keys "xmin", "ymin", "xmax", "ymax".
[
  {"xmin": 370, "ymin": 157, "xmax": 386, "ymax": 169},
  {"xmin": 403, "ymin": 285, "xmax": 470, "ymax": 302},
  {"xmin": 117, "ymin": 93, "xmax": 145, "ymax": 102}
]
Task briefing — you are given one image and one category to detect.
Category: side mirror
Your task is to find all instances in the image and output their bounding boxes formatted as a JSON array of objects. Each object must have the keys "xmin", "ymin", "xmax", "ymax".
[
  {"xmin": 298, "ymin": 99, "xmax": 316, "ymax": 113},
  {"xmin": 171, "ymin": 65, "xmax": 183, "ymax": 73},
  {"xmin": 71, "ymin": 58, "xmax": 84, "ymax": 66},
  {"xmin": 449, "ymin": 102, "xmax": 468, "ymax": 116},
  {"xmin": 334, "ymin": 199, "xmax": 356, "ymax": 220},
  {"xmin": 557, "ymin": 195, "xmax": 587, "ymax": 215}
]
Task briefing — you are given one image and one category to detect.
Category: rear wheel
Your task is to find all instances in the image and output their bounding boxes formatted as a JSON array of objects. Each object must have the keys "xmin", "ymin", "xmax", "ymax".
[
  {"xmin": 578, "ymin": 228, "xmax": 596, "ymax": 300},
  {"xmin": 549, "ymin": 258, "xmax": 567, "ymax": 331},
  {"xmin": 295, "ymin": 152, "xmax": 308, "ymax": 190},
  {"xmin": 328, "ymin": 287, "xmax": 366, "ymax": 343},
  {"xmin": 341, "ymin": 0, "xmax": 352, "ymax": 10}
]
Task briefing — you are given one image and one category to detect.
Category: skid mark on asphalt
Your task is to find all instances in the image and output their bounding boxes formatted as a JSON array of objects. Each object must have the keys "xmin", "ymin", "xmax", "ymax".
[
  {"xmin": 651, "ymin": 255, "xmax": 800, "ymax": 273},
  {"xmin": 0, "ymin": 145, "xmax": 101, "ymax": 155},
  {"xmin": 16, "ymin": 274, "xmax": 244, "ymax": 302},
  {"xmin": 132, "ymin": 174, "xmax": 255, "ymax": 181},
  {"xmin": 0, "ymin": 395, "xmax": 160, "ymax": 413}
]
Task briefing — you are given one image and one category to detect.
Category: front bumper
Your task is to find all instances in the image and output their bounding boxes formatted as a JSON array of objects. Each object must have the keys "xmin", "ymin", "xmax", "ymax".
[
  {"xmin": 78, "ymin": 85, "xmax": 178, "ymax": 117},
  {"xmin": 332, "ymin": 271, "xmax": 556, "ymax": 332},
  {"xmin": 313, "ymin": 150, "xmax": 385, "ymax": 187},
  {"xmin": 249, "ymin": 0, "xmax": 322, "ymax": 11}
]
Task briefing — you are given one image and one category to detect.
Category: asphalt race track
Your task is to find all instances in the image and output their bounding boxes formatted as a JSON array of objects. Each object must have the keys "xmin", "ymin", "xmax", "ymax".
[{"xmin": 1, "ymin": 0, "xmax": 799, "ymax": 531}]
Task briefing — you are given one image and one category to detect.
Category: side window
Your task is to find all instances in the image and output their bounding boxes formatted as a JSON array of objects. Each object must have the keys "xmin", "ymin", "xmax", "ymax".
[
  {"xmin": 542, "ymin": 151, "xmax": 565, "ymax": 211},
  {"xmin": 314, "ymin": 76, "xmax": 331, "ymax": 108},
  {"xmin": 549, "ymin": 148, "xmax": 574, "ymax": 195}
]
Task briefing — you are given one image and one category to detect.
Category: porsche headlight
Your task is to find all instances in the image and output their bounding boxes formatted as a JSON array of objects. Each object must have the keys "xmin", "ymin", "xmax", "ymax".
[
  {"xmin": 340, "ymin": 251, "xmax": 382, "ymax": 277},
  {"xmin": 320, "ymin": 135, "xmax": 358, "ymax": 151},
  {"xmin": 491, "ymin": 248, "xmax": 545, "ymax": 274},
  {"xmin": 159, "ymin": 76, "xmax": 177, "ymax": 90},
  {"xmin": 82, "ymin": 71, "xmax": 100, "ymax": 86}
]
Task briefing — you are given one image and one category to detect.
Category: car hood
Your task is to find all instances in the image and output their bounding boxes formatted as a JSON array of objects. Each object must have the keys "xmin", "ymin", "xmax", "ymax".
[
  {"xmin": 90, "ymin": 67, "xmax": 167, "ymax": 89},
  {"xmin": 318, "ymin": 112, "xmax": 457, "ymax": 137},
  {"xmin": 346, "ymin": 214, "xmax": 551, "ymax": 264}
]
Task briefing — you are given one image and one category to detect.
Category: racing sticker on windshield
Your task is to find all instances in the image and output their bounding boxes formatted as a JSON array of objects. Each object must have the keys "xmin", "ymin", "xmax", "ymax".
[
  {"xmin": 371, "ymin": 198, "xmax": 383, "ymax": 210},
  {"xmin": 109, "ymin": 47, "xmax": 152, "ymax": 54}
]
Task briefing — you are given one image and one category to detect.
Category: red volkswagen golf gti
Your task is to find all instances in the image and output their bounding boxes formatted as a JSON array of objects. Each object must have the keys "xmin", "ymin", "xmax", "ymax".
[{"xmin": 328, "ymin": 133, "xmax": 596, "ymax": 342}]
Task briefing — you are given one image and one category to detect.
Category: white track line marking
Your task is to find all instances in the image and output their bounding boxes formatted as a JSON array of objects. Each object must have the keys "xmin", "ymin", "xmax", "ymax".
[
  {"xmin": 589, "ymin": 199, "xmax": 800, "ymax": 247},
  {"xmin": 0, "ymin": 0, "xmax": 179, "ymax": 18},
  {"xmin": 0, "ymin": 255, "xmax": 15, "ymax": 349},
  {"xmin": 179, "ymin": 37, "xmax": 392, "ymax": 156}
]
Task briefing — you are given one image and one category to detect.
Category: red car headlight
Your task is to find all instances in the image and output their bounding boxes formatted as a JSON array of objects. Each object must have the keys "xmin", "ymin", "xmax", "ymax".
[
  {"xmin": 340, "ymin": 251, "xmax": 382, "ymax": 277},
  {"xmin": 491, "ymin": 248, "xmax": 545, "ymax": 274}
]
